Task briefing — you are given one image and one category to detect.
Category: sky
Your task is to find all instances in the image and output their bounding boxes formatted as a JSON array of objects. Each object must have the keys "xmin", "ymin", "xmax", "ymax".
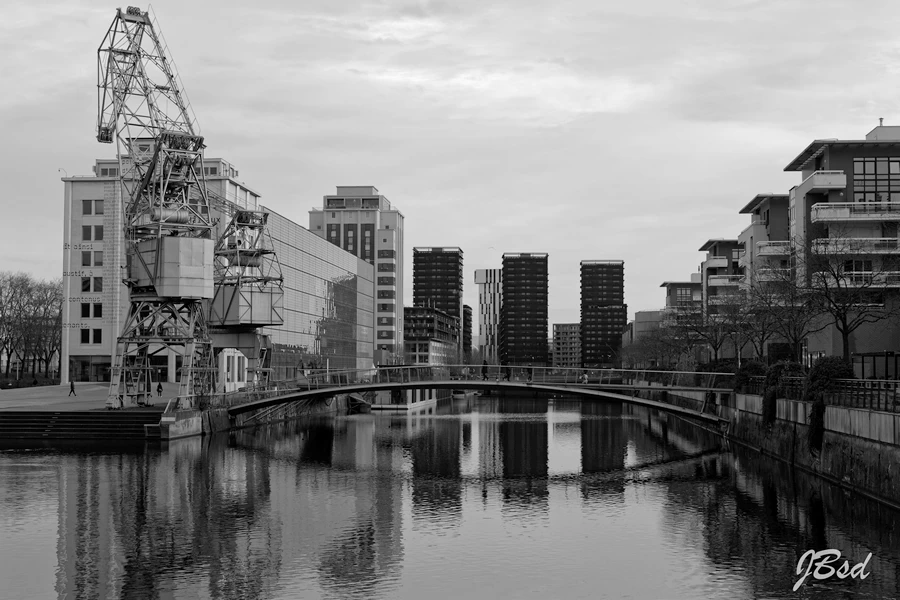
[{"xmin": 3, "ymin": 0, "xmax": 900, "ymax": 327}]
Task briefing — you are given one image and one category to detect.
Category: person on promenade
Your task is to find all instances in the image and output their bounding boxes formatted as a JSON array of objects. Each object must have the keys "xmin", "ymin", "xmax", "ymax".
[
  {"xmin": 481, "ymin": 360, "xmax": 488, "ymax": 381},
  {"xmin": 68, "ymin": 381, "xmax": 76, "ymax": 397},
  {"xmin": 504, "ymin": 366, "xmax": 511, "ymax": 382},
  {"xmin": 157, "ymin": 382, "xmax": 163, "ymax": 397}
]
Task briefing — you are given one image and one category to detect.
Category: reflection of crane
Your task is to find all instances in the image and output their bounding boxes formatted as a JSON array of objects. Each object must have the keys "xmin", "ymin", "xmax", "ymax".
[{"xmin": 97, "ymin": 7, "xmax": 283, "ymax": 409}]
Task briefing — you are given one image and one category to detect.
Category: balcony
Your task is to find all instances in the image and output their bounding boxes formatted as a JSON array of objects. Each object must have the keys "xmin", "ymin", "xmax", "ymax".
[
  {"xmin": 811, "ymin": 238, "xmax": 900, "ymax": 254},
  {"xmin": 796, "ymin": 170, "xmax": 847, "ymax": 197},
  {"xmin": 756, "ymin": 267, "xmax": 791, "ymax": 282},
  {"xmin": 707, "ymin": 274, "xmax": 744, "ymax": 287},
  {"xmin": 813, "ymin": 271, "xmax": 900, "ymax": 288},
  {"xmin": 707, "ymin": 293, "xmax": 741, "ymax": 305},
  {"xmin": 811, "ymin": 202, "xmax": 900, "ymax": 223},
  {"xmin": 704, "ymin": 256, "xmax": 728, "ymax": 269},
  {"xmin": 756, "ymin": 241, "xmax": 791, "ymax": 256}
]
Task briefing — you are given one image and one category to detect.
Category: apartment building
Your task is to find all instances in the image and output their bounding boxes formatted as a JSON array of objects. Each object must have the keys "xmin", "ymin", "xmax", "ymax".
[
  {"xmin": 462, "ymin": 304, "xmax": 472, "ymax": 360},
  {"xmin": 580, "ymin": 260, "xmax": 627, "ymax": 368},
  {"xmin": 781, "ymin": 125, "xmax": 900, "ymax": 363},
  {"xmin": 403, "ymin": 305, "xmax": 459, "ymax": 366},
  {"xmin": 500, "ymin": 253, "xmax": 549, "ymax": 366},
  {"xmin": 738, "ymin": 194, "xmax": 790, "ymax": 286},
  {"xmin": 474, "ymin": 268, "xmax": 502, "ymax": 362},
  {"xmin": 698, "ymin": 240, "xmax": 743, "ymax": 316},
  {"xmin": 552, "ymin": 323, "xmax": 581, "ymax": 369},
  {"xmin": 310, "ymin": 186, "xmax": 404, "ymax": 363}
]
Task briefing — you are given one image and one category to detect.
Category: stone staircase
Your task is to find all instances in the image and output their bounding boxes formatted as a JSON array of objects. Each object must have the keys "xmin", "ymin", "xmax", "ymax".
[{"xmin": 0, "ymin": 409, "xmax": 164, "ymax": 440}]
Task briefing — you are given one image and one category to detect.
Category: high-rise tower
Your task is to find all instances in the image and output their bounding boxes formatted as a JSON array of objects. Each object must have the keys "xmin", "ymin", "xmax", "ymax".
[
  {"xmin": 580, "ymin": 260, "xmax": 626, "ymax": 368},
  {"xmin": 413, "ymin": 247, "xmax": 464, "ymax": 356},
  {"xmin": 500, "ymin": 253, "xmax": 548, "ymax": 366}
]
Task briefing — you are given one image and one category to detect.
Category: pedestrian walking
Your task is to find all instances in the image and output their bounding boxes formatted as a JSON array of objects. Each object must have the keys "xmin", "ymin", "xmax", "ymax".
[
  {"xmin": 481, "ymin": 360, "xmax": 488, "ymax": 381},
  {"xmin": 68, "ymin": 381, "xmax": 76, "ymax": 397},
  {"xmin": 157, "ymin": 382, "xmax": 163, "ymax": 397},
  {"xmin": 504, "ymin": 366, "xmax": 511, "ymax": 382}
]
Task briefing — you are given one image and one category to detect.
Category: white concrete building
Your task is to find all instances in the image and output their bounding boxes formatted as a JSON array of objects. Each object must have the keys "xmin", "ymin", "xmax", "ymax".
[{"xmin": 474, "ymin": 268, "xmax": 501, "ymax": 363}]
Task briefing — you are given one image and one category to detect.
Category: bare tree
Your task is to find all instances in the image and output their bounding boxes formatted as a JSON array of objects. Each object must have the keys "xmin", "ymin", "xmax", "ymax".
[{"xmin": 801, "ymin": 230, "xmax": 900, "ymax": 363}]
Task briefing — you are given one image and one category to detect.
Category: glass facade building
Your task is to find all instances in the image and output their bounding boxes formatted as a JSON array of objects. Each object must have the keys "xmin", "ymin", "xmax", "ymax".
[{"xmin": 261, "ymin": 208, "xmax": 374, "ymax": 375}]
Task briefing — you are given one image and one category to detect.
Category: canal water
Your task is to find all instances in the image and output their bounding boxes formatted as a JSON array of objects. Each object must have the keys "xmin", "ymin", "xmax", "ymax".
[{"xmin": 2, "ymin": 394, "xmax": 900, "ymax": 599}]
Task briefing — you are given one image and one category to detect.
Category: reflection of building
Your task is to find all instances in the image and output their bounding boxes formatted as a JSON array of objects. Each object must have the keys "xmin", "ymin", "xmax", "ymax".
[
  {"xmin": 475, "ymin": 268, "xmax": 502, "ymax": 362},
  {"xmin": 403, "ymin": 306, "xmax": 458, "ymax": 365},
  {"xmin": 580, "ymin": 260, "xmax": 626, "ymax": 368},
  {"xmin": 462, "ymin": 304, "xmax": 472, "ymax": 361},
  {"xmin": 310, "ymin": 186, "xmax": 404, "ymax": 363},
  {"xmin": 61, "ymin": 160, "xmax": 375, "ymax": 383},
  {"xmin": 410, "ymin": 418, "xmax": 462, "ymax": 523},
  {"xmin": 552, "ymin": 323, "xmax": 581, "ymax": 368},
  {"xmin": 413, "ymin": 247, "xmax": 464, "ymax": 357},
  {"xmin": 500, "ymin": 253, "xmax": 549, "ymax": 366}
]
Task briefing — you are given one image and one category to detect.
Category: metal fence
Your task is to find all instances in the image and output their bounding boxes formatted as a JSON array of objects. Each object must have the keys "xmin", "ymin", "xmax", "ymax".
[{"xmin": 746, "ymin": 376, "xmax": 900, "ymax": 413}]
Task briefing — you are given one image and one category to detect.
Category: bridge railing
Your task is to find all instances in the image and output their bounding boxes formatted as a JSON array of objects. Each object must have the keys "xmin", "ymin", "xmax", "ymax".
[{"xmin": 206, "ymin": 365, "xmax": 735, "ymax": 408}]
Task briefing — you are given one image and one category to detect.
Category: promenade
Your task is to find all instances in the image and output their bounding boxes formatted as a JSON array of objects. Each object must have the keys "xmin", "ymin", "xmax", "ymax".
[{"xmin": 0, "ymin": 384, "xmax": 168, "ymax": 412}]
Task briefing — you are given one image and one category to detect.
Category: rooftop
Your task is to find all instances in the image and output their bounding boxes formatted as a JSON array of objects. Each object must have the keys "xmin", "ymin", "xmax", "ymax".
[
  {"xmin": 699, "ymin": 239, "xmax": 738, "ymax": 252},
  {"xmin": 739, "ymin": 193, "xmax": 789, "ymax": 214}
]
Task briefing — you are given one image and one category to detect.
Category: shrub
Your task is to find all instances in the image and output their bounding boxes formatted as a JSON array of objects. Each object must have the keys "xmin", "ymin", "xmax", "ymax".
[
  {"xmin": 807, "ymin": 355, "xmax": 854, "ymax": 394},
  {"xmin": 734, "ymin": 360, "xmax": 766, "ymax": 392},
  {"xmin": 764, "ymin": 361, "xmax": 804, "ymax": 391}
]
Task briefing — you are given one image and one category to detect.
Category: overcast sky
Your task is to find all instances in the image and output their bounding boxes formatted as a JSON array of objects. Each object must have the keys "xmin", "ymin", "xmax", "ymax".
[{"xmin": 3, "ymin": 0, "xmax": 900, "ymax": 327}]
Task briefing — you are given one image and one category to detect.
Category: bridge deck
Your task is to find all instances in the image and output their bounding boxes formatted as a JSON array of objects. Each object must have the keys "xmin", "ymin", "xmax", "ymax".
[{"xmin": 227, "ymin": 380, "xmax": 727, "ymax": 426}]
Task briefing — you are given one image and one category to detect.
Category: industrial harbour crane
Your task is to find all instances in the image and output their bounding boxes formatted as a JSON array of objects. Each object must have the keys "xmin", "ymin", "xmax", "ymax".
[{"xmin": 97, "ymin": 6, "xmax": 283, "ymax": 409}]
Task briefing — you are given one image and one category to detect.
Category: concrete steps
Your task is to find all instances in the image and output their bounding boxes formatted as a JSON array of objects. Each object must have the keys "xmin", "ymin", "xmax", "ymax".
[{"xmin": 0, "ymin": 410, "xmax": 164, "ymax": 440}]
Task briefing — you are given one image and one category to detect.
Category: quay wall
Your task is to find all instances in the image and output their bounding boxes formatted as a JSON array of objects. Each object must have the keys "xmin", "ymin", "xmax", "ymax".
[
  {"xmin": 160, "ymin": 394, "xmax": 351, "ymax": 440},
  {"xmin": 632, "ymin": 383, "xmax": 900, "ymax": 509},
  {"xmin": 726, "ymin": 392, "xmax": 900, "ymax": 510}
]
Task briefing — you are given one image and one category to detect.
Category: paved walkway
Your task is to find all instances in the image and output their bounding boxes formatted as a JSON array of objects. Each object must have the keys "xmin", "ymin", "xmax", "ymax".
[{"xmin": 0, "ymin": 384, "xmax": 170, "ymax": 412}]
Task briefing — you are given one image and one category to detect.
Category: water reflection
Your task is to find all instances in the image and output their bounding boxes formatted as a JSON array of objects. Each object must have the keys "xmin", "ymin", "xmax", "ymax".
[{"xmin": 1, "ymin": 394, "xmax": 900, "ymax": 599}]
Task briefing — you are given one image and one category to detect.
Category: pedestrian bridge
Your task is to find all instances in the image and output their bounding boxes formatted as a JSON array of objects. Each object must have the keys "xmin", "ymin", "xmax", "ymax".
[{"xmin": 213, "ymin": 366, "xmax": 733, "ymax": 427}]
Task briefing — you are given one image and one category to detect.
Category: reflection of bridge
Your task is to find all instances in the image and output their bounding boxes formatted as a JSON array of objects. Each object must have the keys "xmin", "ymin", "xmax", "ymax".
[{"xmin": 219, "ymin": 366, "xmax": 732, "ymax": 427}]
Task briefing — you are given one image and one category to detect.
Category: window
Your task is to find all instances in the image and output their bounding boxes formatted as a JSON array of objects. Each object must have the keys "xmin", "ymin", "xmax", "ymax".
[
  {"xmin": 377, "ymin": 263, "xmax": 395, "ymax": 272},
  {"xmin": 81, "ymin": 277, "xmax": 91, "ymax": 292},
  {"xmin": 377, "ymin": 249, "xmax": 395, "ymax": 258},
  {"xmin": 93, "ymin": 277, "xmax": 103, "ymax": 292},
  {"xmin": 93, "ymin": 329, "xmax": 102, "ymax": 344},
  {"xmin": 80, "ymin": 329, "xmax": 90, "ymax": 344},
  {"xmin": 94, "ymin": 251, "xmax": 103, "ymax": 267},
  {"xmin": 82, "ymin": 200, "xmax": 93, "ymax": 215},
  {"xmin": 94, "ymin": 226, "xmax": 103, "ymax": 241},
  {"xmin": 94, "ymin": 200, "xmax": 104, "ymax": 215},
  {"xmin": 81, "ymin": 303, "xmax": 90, "ymax": 318},
  {"xmin": 82, "ymin": 251, "xmax": 92, "ymax": 267},
  {"xmin": 93, "ymin": 304, "xmax": 102, "ymax": 318},
  {"xmin": 377, "ymin": 290, "xmax": 395, "ymax": 299},
  {"xmin": 377, "ymin": 276, "xmax": 395, "ymax": 286},
  {"xmin": 82, "ymin": 225, "xmax": 92, "ymax": 241}
]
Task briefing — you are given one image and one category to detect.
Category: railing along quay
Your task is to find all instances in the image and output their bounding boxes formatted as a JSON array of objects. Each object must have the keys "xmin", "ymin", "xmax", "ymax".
[{"xmin": 746, "ymin": 376, "xmax": 900, "ymax": 413}]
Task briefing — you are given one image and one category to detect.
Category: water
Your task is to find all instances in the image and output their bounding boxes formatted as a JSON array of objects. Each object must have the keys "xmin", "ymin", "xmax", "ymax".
[{"xmin": 2, "ymin": 394, "xmax": 900, "ymax": 599}]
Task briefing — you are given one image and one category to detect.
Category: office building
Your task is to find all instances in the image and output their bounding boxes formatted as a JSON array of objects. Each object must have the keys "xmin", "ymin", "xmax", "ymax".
[
  {"xmin": 580, "ymin": 260, "xmax": 626, "ymax": 368},
  {"xmin": 62, "ymin": 159, "xmax": 375, "ymax": 384},
  {"xmin": 552, "ymin": 323, "xmax": 581, "ymax": 369},
  {"xmin": 310, "ymin": 186, "xmax": 404, "ymax": 364},
  {"xmin": 412, "ymin": 247, "xmax": 464, "ymax": 355},
  {"xmin": 474, "ymin": 268, "xmax": 502, "ymax": 363},
  {"xmin": 500, "ymin": 253, "xmax": 548, "ymax": 366}
]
